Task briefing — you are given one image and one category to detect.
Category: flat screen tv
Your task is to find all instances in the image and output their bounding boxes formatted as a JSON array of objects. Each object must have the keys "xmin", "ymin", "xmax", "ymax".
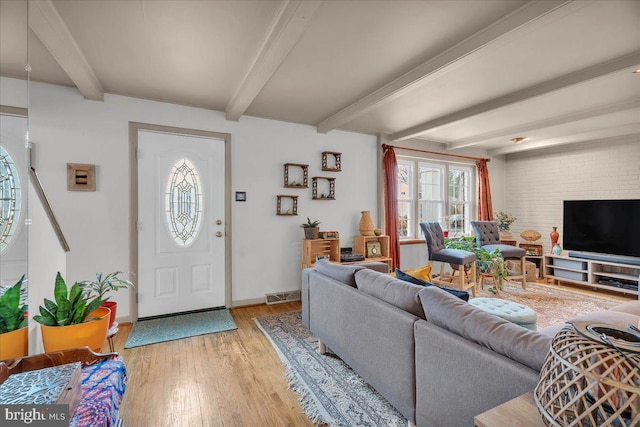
[{"xmin": 563, "ymin": 199, "xmax": 640, "ymax": 258}]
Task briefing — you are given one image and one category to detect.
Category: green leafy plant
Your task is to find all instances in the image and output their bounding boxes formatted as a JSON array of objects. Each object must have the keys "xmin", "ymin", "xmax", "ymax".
[
  {"xmin": 445, "ymin": 237, "xmax": 508, "ymax": 292},
  {"xmin": 79, "ymin": 271, "xmax": 133, "ymax": 301},
  {"xmin": 301, "ymin": 217, "xmax": 321, "ymax": 228},
  {"xmin": 444, "ymin": 236, "xmax": 477, "ymax": 252},
  {"xmin": 33, "ymin": 272, "xmax": 105, "ymax": 327},
  {"xmin": 0, "ymin": 275, "xmax": 27, "ymax": 334},
  {"xmin": 494, "ymin": 211, "xmax": 517, "ymax": 231}
]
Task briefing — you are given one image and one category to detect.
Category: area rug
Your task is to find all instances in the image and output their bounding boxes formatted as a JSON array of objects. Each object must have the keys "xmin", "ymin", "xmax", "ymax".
[
  {"xmin": 124, "ymin": 309, "xmax": 237, "ymax": 348},
  {"xmin": 255, "ymin": 311, "xmax": 406, "ymax": 427},
  {"xmin": 474, "ymin": 281, "xmax": 623, "ymax": 329}
]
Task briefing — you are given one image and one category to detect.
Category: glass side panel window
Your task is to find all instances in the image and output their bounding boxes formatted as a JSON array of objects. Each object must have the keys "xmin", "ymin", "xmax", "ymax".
[
  {"xmin": 0, "ymin": 147, "xmax": 21, "ymax": 253},
  {"xmin": 165, "ymin": 158, "xmax": 203, "ymax": 247},
  {"xmin": 418, "ymin": 163, "xmax": 444, "ymax": 235},
  {"xmin": 449, "ymin": 166, "xmax": 472, "ymax": 236}
]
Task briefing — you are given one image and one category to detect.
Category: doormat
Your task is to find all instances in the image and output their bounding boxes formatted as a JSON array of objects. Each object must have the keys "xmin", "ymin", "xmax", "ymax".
[
  {"xmin": 124, "ymin": 309, "xmax": 237, "ymax": 348},
  {"xmin": 255, "ymin": 311, "xmax": 406, "ymax": 426}
]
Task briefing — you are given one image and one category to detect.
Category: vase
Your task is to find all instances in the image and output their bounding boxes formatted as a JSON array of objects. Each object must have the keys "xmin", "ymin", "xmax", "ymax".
[
  {"xmin": 553, "ymin": 243, "xmax": 562, "ymax": 255},
  {"xmin": 550, "ymin": 227, "xmax": 559, "ymax": 252},
  {"xmin": 359, "ymin": 211, "xmax": 375, "ymax": 236}
]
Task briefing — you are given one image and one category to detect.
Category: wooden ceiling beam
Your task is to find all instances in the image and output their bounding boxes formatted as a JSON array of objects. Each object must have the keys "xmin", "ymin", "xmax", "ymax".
[
  {"xmin": 446, "ymin": 99, "xmax": 640, "ymax": 150},
  {"xmin": 487, "ymin": 127, "xmax": 640, "ymax": 156},
  {"xmin": 29, "ymin": 0, "xmax": 104, "ymax": 101},
  {"xmin": 391, "ymin": 51, "xmax": 640, "ymax": 142},
  {"xmin": 225, "ymin": 0, "xmax": 322, "ymax": 121},
  {"xmin": 316, "ymin": 0, "xmax": 575, "ymax": 134}
]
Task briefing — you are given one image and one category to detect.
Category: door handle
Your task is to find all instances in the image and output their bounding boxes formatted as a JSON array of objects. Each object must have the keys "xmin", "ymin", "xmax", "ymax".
[
  {"xmin": 216, "ymin": 219, "xmax": 223, "ymax": 225},
  {"xmin": 216, "ymin": 231, "xmax": 223, "ymax": 237}
]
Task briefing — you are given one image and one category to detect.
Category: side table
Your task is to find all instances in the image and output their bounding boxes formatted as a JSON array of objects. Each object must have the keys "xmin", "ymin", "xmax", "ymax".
[
  {"xmin": 519, "ymin": 242, "xmax": 545, "ymax": 279},
  {"xmin": 475, "ymin": 391, "xmax": 544, "ymax": 427}
]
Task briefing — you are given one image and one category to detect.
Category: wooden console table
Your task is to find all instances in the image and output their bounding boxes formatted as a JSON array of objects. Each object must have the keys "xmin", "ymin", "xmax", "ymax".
[{"xmin": 474, "ymin": 391, "xmax": 544, "ymax": 427}]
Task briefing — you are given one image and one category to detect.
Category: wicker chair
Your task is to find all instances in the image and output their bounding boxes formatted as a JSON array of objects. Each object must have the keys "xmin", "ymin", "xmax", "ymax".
[
  {"xmin": 420, "ymin": 222, "xmax": 477, "ymax": 296},
  {"xmin": 470, "ymin": 221, "xmax": 527, "ymax": 289}
]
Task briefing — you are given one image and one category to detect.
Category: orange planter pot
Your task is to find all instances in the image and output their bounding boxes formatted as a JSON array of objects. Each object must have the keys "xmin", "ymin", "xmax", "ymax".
[
  {"xmin": 40, "ymin": 307, "xmax": 110, "ymax": 353},
  {"xmin": 0, "ymin": 326, "xmax": 28, "ymax": 361}
]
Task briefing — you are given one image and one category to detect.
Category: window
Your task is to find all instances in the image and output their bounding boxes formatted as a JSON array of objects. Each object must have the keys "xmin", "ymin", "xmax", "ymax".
[
  {"xmin": 397, "ymin": 157, "xmax": 474, "ymax": 239},
  {"xmin": 0, "ymin": 146, "xmax": 21, "ymax": 253},
  {"xmin": 165, "ymin": 158, "xmax": 203, "ymax": 247}
]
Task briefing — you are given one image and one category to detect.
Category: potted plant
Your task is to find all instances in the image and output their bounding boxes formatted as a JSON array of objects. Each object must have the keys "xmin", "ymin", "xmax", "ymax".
[
  {"xmin": 80, "ymin": 271, "xmax": 133, "ymax": 329},
  {"xmin": 475, "ymin": 248, "xmax": 508, "ymax": 293},
  {"xmin": 34, "ymin": 272, "xmax": 110, "ymax": 353},
  {"xmin": 301, "ymin": 217, "xmax": 321, "ymax": 239},
  {"xmin": 0, "ymin": 275, "xmax": 28, "ymax": 360},
  {"xmin": 445, "ymin": 238, "xmax": 508, "ymax": 293},
  {"xmin": 494, "ymin": 211, "xmax": 517, "ymax": 239}
]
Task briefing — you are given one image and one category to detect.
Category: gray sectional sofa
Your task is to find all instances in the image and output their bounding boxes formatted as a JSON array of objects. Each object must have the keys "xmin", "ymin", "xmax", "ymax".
[{"xmin": 302, "ymin": 259, "xmax": 552, "ymax": 427}]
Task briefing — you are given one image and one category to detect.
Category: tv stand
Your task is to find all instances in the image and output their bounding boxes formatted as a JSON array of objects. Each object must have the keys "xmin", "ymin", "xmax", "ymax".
[
  {"xmin": 568, "ymin": 251, "xmax": 640, "ymax": 266},
  {"xmin": 544, "ymin": 253, "xmax": 639, "ymax": 296}
]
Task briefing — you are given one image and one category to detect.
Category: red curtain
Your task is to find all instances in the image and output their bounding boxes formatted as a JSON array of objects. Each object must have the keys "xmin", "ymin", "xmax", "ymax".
[
  {"xmin": 382, "ymin": 144, "xmax": 400, "ymax": 270},
  {"xmin": 477, "ymin": 159, "xmax": 493, "ymax": 221}
]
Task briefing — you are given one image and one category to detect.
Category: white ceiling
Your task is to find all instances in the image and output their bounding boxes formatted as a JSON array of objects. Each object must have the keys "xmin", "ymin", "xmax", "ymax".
[{"xmin": 1, "ymin": 0, "xmax": 639, "ymax": 156}]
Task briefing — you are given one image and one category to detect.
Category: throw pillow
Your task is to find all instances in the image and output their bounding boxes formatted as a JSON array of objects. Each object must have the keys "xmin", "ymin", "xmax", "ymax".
[
  {"xmin": 395, "ymin": 269, "xmax": 469, "ymax": 302},
  {"xmin": 404, "ymin": 264, "xmax": 432, "ymax": 281}
]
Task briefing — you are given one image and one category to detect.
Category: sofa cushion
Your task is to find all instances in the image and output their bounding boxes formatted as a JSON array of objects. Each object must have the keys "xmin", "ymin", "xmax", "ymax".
[
  {"xmin": 355, "ymin": 268, "xmax": 425, "ymax": 319},
  {"xmin": 419, "ymin": 286, "xmax": 551, "ymax": 371},
  {"xmin": 314, "ymin": 258, "xmax": 364, "ymax": 287},
  {"xmin": 395, "ymin": 269, "xmax": 469, "ymax": 302}
]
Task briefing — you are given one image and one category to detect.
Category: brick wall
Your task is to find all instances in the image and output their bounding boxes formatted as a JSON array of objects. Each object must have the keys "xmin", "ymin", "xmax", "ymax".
[{"xmin": 504, "ymin": 139, "xmax": 640, "ymax": 253}]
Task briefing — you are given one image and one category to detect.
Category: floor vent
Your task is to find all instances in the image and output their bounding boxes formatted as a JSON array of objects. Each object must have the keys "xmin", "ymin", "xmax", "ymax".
[{"xmin": 265, "ymin": 290, "xmax": 301, "ymax": 305}]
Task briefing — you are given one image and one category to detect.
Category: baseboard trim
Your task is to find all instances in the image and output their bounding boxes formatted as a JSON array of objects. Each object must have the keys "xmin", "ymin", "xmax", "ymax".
[
  {"xmin": 231, "ymin": 298, "xmax": 265, "ymax": 308},
  {"xmin": 116, "ymin": 315, "xmax": 133, "ymax": 324}
]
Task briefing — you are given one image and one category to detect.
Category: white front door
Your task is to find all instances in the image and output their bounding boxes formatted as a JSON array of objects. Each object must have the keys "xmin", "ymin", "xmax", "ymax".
[{"xmin": 137, "ymin": 130, "xmax": 225, "ymax": 318}]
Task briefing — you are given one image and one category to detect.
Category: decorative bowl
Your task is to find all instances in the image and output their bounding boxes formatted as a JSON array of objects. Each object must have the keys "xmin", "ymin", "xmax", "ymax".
[{"xmin": 520, "ymin": 230, "xmax": 541, "ymax": 242}]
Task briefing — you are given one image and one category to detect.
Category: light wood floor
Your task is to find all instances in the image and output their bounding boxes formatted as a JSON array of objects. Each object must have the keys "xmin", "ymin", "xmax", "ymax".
[
  {"xmin": 109, "ymin": 284, "xmax": 633, "ymax": 427},
  {"xmin": 109, "ymin": 302, "xmax": 315, "ymax": 427}
]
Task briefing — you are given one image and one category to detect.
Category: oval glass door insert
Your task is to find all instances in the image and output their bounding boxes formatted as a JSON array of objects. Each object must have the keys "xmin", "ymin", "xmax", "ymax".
[
  {"xmin": 0, "ymin": 146, "xmax": 22, "ymax": 253},
  {"xmin": 165, "ymin": 158, "xmax": 203, "ymax": 247}
]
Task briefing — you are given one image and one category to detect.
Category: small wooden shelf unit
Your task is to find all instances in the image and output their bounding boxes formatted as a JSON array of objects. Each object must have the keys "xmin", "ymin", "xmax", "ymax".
[
  {"xmin": 301, "ymin": 235, "xmax": 392, "ymax": 271},
  {"xmin": 283, "ymin": 163, "xmax": 308, "ymax": 188},
  {"xmin": 544, "ymin": 253, "xmax": 639, "ymax": 296},
  {"xmin": 301, "ymin": 238, "xmax": 340, "ymax": 269},
  {"xmin": 519, "ymin": 242, "xmax": 544, "ymax": 279}
]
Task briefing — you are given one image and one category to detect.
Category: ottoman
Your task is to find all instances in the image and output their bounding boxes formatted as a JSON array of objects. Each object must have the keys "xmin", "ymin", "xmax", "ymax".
[{"xmin": 469, "ymin": 297, "xmax": 537, "ymax": 330}]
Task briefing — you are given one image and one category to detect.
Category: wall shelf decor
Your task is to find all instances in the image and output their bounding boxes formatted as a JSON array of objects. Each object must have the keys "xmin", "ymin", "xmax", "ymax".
[
  {"xmin": 67, "ymin": 163, "xmax": 96, "ymax": 191},
  {"xmin": 312, "ymin": 177, "xmax": 335, "ymax": 200},
  {"xmin": 283, "ymin": 163, "xmax": 309, "ymax": 188},
  {"xmin": 321, "ymin": 151, "xmax": 342, "ymax": 172},
  {"xmin": 276, "ymin": 195, "xmax": 298, "ymax": 215}
]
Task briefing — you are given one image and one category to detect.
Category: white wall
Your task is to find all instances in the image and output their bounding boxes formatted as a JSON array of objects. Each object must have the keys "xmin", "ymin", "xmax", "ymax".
[
  {"xmin": 504, "ymin": 139, "xmax": 640, "ymax": 253},
  {"xmin": 9, "ymin": 77, "xmax": 378, "ymax": 321},
  {"xmin": 28, "ymin": 181, "xmax": 67, "ymax": 355}
]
